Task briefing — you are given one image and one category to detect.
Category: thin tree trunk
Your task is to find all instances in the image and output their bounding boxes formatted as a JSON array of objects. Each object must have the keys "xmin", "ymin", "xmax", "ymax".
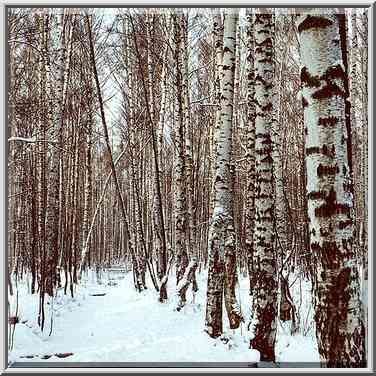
[
  {"xmin": 45, "ymin": 8, "xmax": 67, "ymax": 296},
  {"xmin": 244, "ymin": 9, "xmax": 257, "ymax": 295},
  {"xmin": 85, "ymin": 13, "xmax": 137, "ymax": 281},
  {"xmin": 249, "ymin": 11, "xmax": 277, "ymax": 362},
  {"xmin": 129, "ymin": 14, "xmax": 169, "ymax": 302},
  {"xmin": 209, "ymin": 10, "xmax": 224, "ymax": 218},
  {"xmin": 172, "ymin": 12, "xmax": 189, "ymax": 309},
  {"xmin": 205, "ymin": 9, "xmax": 242, "ymax": 338}
]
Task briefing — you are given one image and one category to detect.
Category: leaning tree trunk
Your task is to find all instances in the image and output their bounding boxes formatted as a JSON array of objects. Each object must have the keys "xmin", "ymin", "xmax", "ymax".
[
  {"xmin": 249, "ymin": 11, "xmax": 278, "ymax": 362},
  {"xmin": 205, "ymin": 9, "xmax": 242, "ymax": 338},
  {"xmin": 85, "ymin": 13, "xmax": 139, "ymax": 287},
  {"xmin": 297, "ymin": 9, "xmax": 365, "ymax": 367}
]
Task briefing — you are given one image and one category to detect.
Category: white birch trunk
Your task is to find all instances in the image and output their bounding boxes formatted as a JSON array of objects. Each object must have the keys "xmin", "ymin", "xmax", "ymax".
[
  {"xmin": 297, "ymin": 9, "xmax": 365, "ymax": 367},
  {"xmin": 45, "ymin": 9, "xmax": 67, "ymax": 294},
  {"xmin": 172, "ymin": 13, "xmax": 189, "ymax": 306},
  {"xmin": 205, "ymin": 9, "xmax": 241, "ymax": 338},
  {"xmin": 244, "ymin": 9, "xmax": 257, "ymax": 294},
  {"xmin": 209, "ymin": 10, "xmax": 224, "ymax": 218},
  {"xmin": 249, "ymin": 11, "xmax": 277, "ymax": 362}
]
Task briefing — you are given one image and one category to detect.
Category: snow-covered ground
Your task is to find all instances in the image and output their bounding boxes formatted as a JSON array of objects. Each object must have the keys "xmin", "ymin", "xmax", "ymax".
[{"xmin": 8, "ymin": 269, "xmax": 319, "ymax": 365}]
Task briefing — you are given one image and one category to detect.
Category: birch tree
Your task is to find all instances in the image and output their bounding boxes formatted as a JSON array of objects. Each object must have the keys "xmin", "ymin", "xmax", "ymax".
[
  {"xmin": 173, "ymin": 12, "xmax": 199, "ymax": 310},
  {"xmin": 172, "ymin": 12, "xmax": 189, "ymax": 305},
  {"xmin": 205, "ymin": 8, "xmax": 242, "ymax": 338},
  {"xmin": 249, "ymin": 11, "xmax": 278, "ymax": 362},
  {"xmin": 244, "ymin": 9, "xmax": 257, "ymax": 295},
  {"xmin": 6, "ymin": 8, "xmax": 368, "ymax": 360},
  {"xmin": 297, "ymin": 9, "xmax": 365, "ymax": 367},
  {"xmin": 128, "ymin": 12, "xmax": 169, "ymax": 301},
  {"xmin": 209, "ymin": 10, "xmax": 223, "ymax": 218}
]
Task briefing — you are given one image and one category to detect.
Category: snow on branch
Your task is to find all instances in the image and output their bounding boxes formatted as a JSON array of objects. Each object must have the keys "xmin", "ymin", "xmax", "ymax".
[
  {"xmin": 8, "ymin": 136, "xmax": 37, "ymax": 143},
  {"xmin": 176, "ymin": 260, "xmax": 198, "ymax": 292}
]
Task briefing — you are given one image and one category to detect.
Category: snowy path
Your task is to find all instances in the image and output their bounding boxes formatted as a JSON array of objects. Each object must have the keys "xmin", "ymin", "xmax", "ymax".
[{"xmin": 8, "ymin": 270, "xmax": 319, "ymax": 364}]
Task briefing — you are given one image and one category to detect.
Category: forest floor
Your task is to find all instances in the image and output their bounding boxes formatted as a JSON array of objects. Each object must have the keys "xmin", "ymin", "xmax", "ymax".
[{"xmin": 8, "ymin": 268, "xmax": 320, "ymax": 365}]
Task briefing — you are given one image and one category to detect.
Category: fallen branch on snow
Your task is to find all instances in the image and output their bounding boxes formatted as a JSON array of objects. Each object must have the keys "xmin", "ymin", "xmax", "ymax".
[{"xmin": 20, "ymin": 352, "xmax": 74, "ymax": 360}]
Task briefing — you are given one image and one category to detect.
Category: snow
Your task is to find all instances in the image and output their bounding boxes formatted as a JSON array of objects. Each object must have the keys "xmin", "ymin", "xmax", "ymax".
[
  {"xmin": 296, "ymin": 89, "xmax": 303, "ymax": 102},
  {"xmin": 8, "ymin": 270, "xmax": 319, "ymax": 365},
  {"xmin": 276, "ymin": 334, "xmax": 319, "ymax": 363},
  {"xmin": 159, "ymin": 275, "xmax": 168, "ymax": 285},
  {"xmin": 275, "ymin": 277, "xmax": 320, "ymax": 363},
  {"xmin": 333, "ymin": 59, "xmax": 346, "ymax": 74},
  {"xmin": 212, "ymin": 206, "xmax": 224, "ymax": 217},
  {"xmin": 176, "ymin": 260, "xmax": 196, "ymax": 291}
]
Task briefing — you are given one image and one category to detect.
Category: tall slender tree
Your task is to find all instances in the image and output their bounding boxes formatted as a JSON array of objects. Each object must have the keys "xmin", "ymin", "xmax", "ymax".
[
  {"xmin": 205, "ymin": 8, "xmax": 242, "ymax": 338},
  {"xmin": 244, "ymin": 9, "xmax": 257, "ymax": 295},
  {"xmin": 249, "ymin": 10, "xmax": 277, "ymax": 362}
]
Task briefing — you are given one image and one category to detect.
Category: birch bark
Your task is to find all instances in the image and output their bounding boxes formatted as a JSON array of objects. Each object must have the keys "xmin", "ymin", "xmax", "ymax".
[
  {"xmin": 209, "ymin": 10, "xmax": 224, "ymax": 218},
  {"xmin": 205, "ymin": 9, "xmax": 242, "ymax": 338},
  {"xmin": 172, "ymin": 12, "xmax": 189, "ymax": 302},
  {"xmin": 297, "ymin": 9, "xmax": 365, "ymax": 367},
  {"xmin": 249, "ymin": 11, "xmax": 278, "ymax": 362},
  {"xmin": 45, "ymin": 9, "xmax": 67, "ymax": 295},
  {"xmin": 244, "ymin": 9, "xmax": 257, "ymax": 294}
]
